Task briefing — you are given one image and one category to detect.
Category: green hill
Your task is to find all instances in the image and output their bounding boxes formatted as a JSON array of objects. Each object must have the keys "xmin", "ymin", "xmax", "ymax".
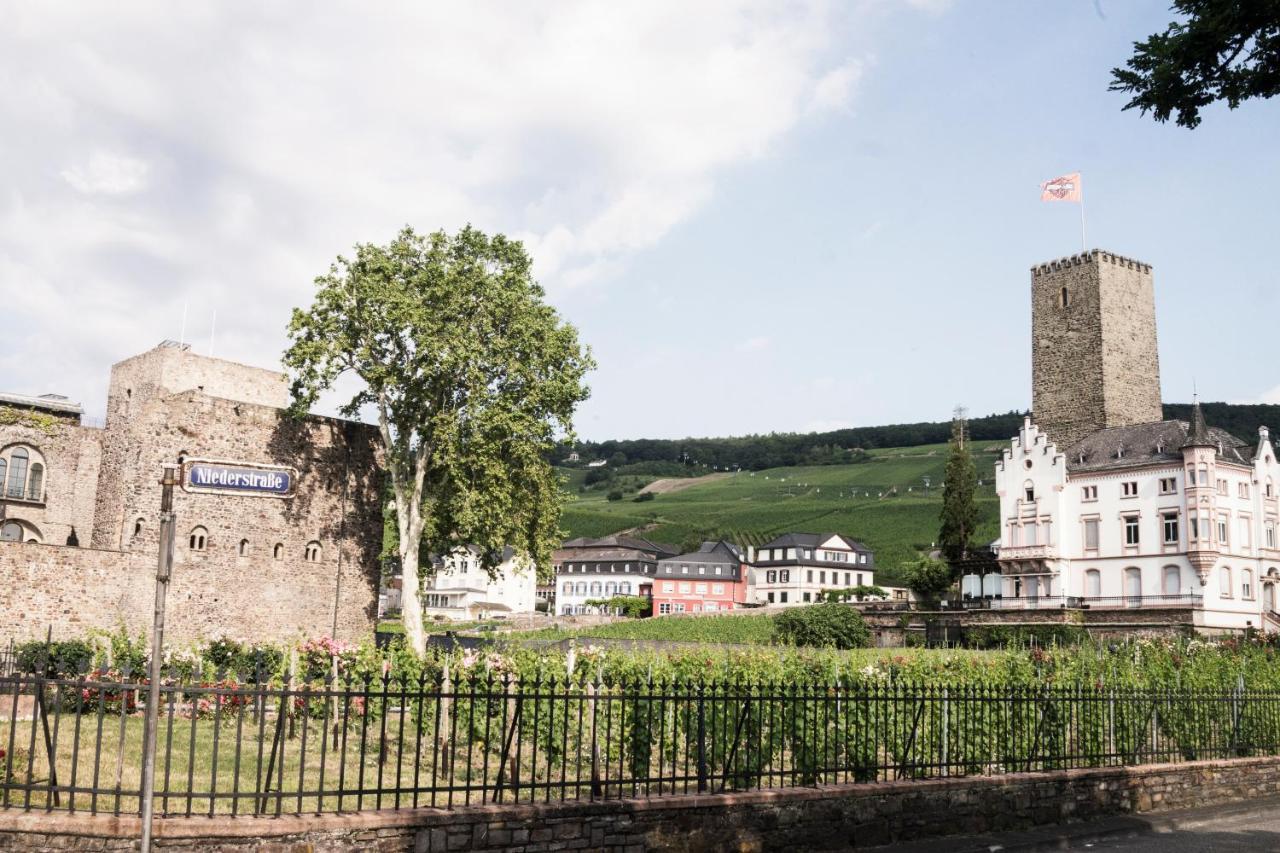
[{"xmin": 559, "ymin": 440, "xmax": 1004, "ymax": 585}]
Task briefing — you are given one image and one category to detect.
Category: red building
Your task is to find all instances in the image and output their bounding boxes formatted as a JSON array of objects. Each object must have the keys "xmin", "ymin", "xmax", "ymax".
[{"xmin": 651, "ymin": 540, "xmax": 750, "ymax": 615}]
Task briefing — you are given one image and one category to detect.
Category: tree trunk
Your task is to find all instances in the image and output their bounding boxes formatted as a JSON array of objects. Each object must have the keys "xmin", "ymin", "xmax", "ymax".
[{"xmin": 401, "ymin": 541, "xmax": 427, "ymax": 656}]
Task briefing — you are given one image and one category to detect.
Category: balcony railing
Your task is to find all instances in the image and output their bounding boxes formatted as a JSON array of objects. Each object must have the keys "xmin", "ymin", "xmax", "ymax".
[
  {"xmin": 997, "ymin": 545, "xmax": 1056, "ymax": 561},
  {"xmin": 948, "ymin": 594, "xmax": 1204, "ymax": 611}
]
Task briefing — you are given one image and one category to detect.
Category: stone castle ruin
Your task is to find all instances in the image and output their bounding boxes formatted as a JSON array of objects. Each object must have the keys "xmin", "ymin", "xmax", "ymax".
[{"xmin": 0, "ymin": 341, "xmax": 383, "ymax": 643}]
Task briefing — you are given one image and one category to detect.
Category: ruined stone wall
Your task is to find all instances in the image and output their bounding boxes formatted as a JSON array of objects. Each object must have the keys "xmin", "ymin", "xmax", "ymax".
[
  {"xmin": 93, "ymin": 344, "xmax": 289, "ymax": 548},
  {"xmin": 1030, "ymin": 251, "xmax": 1162, "ymax": 449},
  {"xmin": 94, "ymin": 391, "xmax": 382, "ymax": 642},
  {"xmin": 0, "ymin": 408, "xmax": 101, "ymax": 546},
  {"xmin": 0, "ymin": 542, "xmax": 152, "ymax": 640}
]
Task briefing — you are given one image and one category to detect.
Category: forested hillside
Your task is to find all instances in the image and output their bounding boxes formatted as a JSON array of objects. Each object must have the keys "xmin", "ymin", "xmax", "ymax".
[{"xmin": 562, "ymin": 403, "xmax": 1280, "ymax": 472}]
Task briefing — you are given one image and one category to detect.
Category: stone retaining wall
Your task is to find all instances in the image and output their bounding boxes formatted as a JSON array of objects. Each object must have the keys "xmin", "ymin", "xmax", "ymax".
[{"xmin": 3, "ymin": 756, "xmax": 1280, "ymax": 851}]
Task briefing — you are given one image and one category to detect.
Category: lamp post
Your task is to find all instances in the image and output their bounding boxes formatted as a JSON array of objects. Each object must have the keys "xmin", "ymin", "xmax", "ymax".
[{"xmin": 140, "ymin": 463, "xmax": 179, "ymax": 853}]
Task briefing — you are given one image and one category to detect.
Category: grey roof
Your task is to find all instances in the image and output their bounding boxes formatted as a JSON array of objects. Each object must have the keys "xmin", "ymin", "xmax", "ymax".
[
  {"xmin": 1063, "ymin": 419, "xmax": 1254, "ymax": 472},
  {"xmin": 0, "ymin": 391, "xmax": 83, "ymax": 415},
  {"xmin": 558, "ymin": 535, "xmax": 680, "ymax": 558},
  {"xmin": 757, "ymin": 532, "xmax": 871, "ymax": 552},
  {"xmin": 659, "ymin": 541, "xmax": 741, "ymax": 564}
]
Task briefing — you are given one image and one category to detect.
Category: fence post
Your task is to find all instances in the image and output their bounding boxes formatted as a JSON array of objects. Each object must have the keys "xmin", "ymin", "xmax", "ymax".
[
  {"xmin": 1108, "ymin": 688, "xmax": 1116, "ymax": 764},
  {"xmin": 589, "ymin": 671, "xmax": 602, "ymax": 798},
  {"xmin": 140, "ymin": 463, "xmax": 178, "ymax": 853},
  {"xmin": 696, "ymin": 681, "xmax": 708, "ymax": 793},
  {"xmin": 941, "ymin": 687, "xmax": 949, "ymax": 777},
  {"xmin": 438, "ymin": 660, "xmax": 452, "ymax": 777},
  {"xmin": 35, "ymin": 630, "xmax": 60, "ymax": 807}
]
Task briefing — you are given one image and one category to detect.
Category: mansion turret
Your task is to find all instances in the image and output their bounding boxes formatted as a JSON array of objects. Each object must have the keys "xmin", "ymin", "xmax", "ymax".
[{"xmin": 990, "ymin": 250, "xmax": 1280, "ymax": 633}]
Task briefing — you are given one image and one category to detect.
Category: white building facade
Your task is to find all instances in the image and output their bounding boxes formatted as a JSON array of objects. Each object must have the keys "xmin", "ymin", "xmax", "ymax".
[
  {"xmin": 992, "ymin": 413, "xmax": 1280, "ymax": 632},
  {"xmin": 421, "ymin": 546, "xmax": 537, "ymax": 621},
  {"xmin": 750, "ymin": 533, "xmax": 876, "ymax": 607},
  {"xmin": 552, "ymin": 536, "xmax": 676, "ymax": 615}
]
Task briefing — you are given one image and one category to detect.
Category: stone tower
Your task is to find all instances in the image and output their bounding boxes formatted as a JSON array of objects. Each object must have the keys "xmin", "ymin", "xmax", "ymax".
[{"xmin": 1030, "ymin": 250, "xmax": 1162, "ymax": 448}]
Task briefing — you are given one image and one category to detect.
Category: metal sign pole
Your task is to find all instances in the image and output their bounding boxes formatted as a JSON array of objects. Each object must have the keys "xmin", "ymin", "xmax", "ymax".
[{"xmin": 140, "ymin": 463, "xmax": 179, "ymax": 853}]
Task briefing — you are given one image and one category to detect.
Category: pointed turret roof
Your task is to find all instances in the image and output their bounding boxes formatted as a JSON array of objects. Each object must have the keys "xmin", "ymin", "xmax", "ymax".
[{"xmin": 1183, "ymin": 398, "xmax": 1215, "ymax": 448}]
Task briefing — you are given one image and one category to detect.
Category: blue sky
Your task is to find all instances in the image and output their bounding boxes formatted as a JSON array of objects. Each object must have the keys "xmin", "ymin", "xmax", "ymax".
[{"xmin": 3, "ymin": 2, "xmax": 1278, "ymax": 441}]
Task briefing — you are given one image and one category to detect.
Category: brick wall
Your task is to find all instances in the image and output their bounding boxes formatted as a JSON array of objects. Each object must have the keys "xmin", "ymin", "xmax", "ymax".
[{"xmin": 3, "ymin": 756, "xmax": 1280, "ymax": 852}]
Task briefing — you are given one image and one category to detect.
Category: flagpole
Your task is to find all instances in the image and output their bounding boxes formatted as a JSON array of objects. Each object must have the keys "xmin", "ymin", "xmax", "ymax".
[{"xmin": 1079, "ymin": 194, "xmax": 1087, "ymax": 253}]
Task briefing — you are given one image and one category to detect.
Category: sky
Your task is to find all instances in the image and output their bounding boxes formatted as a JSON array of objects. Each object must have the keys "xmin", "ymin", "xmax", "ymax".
[{"xmin": 2, "ymin": 1, "xmax": 1278, "ymax": 441}]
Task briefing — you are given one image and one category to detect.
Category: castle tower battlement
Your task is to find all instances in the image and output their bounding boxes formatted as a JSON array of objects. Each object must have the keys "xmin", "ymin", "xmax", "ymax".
[{"xmin": 1031, "ymin": 249, "xmax": 1162, "ymax": 448}]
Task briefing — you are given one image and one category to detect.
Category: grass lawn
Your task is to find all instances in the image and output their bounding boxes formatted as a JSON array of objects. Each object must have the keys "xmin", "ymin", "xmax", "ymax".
[{"xmin": 559, "ymin": 441, "xmax": 1004, "ymax": 584}]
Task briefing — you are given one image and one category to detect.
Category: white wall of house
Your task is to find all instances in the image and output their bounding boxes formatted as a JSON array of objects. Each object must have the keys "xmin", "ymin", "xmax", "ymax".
[
  {"xmin": 556, "ymin": 571, "xmax": 645, "ymax": 615},
  {"xmin": 421, "ymin": 548, "xmax": 537, "ymax": 621}
]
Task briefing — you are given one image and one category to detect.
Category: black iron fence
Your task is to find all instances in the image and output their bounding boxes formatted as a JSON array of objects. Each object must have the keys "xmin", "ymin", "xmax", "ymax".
[
  {"xmin": 0, "ymin": 641, "xmax": 14, "ymax": 678},
  {"xmin": 3, "ymin": 672, "xmax": 1280, "ymax": 818}
]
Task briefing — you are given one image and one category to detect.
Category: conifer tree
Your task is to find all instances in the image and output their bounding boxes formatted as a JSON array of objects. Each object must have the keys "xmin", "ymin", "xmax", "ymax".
[{"xmin": 938, "ymin": 407, "xmax": 978, "ymax": 564}]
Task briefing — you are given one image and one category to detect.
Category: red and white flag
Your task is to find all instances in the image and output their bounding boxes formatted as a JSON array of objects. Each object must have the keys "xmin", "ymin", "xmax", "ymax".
[{"xmin": 1040, "ymin": 172, "xmax": 1082, "ymax": 202}]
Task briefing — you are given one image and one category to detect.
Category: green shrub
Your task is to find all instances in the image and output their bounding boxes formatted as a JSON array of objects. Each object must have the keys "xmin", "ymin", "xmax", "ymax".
[
  {"xmin": 606, "ymin": 489, "xmax": 624, "ymax": 502},
  {"xmin": 965, "ymin": 624, "xmax": 1088, "ymax": 649},
  {"xmin": 773, "ymin": 603, "xmax": 870, "ymax": 649},
  {"xmin": 203, "ymin": 637, "xmax": 284, "ymax": 680},
  {"xmin": 15, "ymin": 639, "xmax": 95, "ymax": 677},
  {"xmin": 633, "ymin": 491, "xmax": 655, "ymax": 502}
]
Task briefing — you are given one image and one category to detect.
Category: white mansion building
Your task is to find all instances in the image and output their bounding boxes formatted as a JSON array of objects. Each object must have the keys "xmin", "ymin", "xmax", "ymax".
[
  {"xmin": 994, "ymin": 413, "xmax": 1280, "ymax": 631},
  {"xmin": 986, "ymin": 249, "xmax": 1280, "ymax": 633}
]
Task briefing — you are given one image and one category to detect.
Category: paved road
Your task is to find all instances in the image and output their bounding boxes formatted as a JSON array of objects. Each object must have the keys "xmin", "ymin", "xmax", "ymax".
[
  {"xmin": 871, "ymin": 797, "xmax": 1280, "ymax": 852},
  {"xmin": 1062, "ymin": 809, "xmax": 1280, "ymax": 851}
]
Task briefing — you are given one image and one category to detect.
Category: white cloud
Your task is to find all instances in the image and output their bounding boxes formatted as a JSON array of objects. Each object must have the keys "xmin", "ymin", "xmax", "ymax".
[
  {"xmin": 808, "ymin": 59, "xmax": 863, "ymax": 114},
  {"xmin": 0, "ymin": 1, "xmax": 903, "ymax": 417},
  {"xmin": 736, "ymin": 335, "xmax": 773, "ymax": 353},
  {"xmin": 61, "ymin": 151, "xmax": 150, "ymax": 195}
]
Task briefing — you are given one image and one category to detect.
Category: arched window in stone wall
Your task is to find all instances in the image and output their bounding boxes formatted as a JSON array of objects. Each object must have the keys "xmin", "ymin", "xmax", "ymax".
[
  {"xmin": 5, "ymin": 448, "xmax": 28, "ymax": 499},
  {"xmin": 133, "ymin": 517, "xmax": 145, "ymax": 538},
  {"xmin": 26, "ymin": 463, "xmax": 43, "ymax": 501},
  {"xmin": 304, "ymin": 541, "xmax": 322, "ymax": 562},
  {"xmin": 239, "ymin": 539, "xmax": 250, "ymax": 557},
  {"xmin": 0, "ymin": 446, "xmax": 45, "ymax": 501},
  {"xmin": 189, "ymin": 526, "xmax": 207, "ymax": 551},
  {"xmin": 273, "ymin": 543, "xmax": 285, "ymax": 560}
]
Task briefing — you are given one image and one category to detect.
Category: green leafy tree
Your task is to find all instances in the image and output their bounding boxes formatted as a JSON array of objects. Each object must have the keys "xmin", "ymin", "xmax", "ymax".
[
  {"xmin": 938, "ymin": 410, "xmax": 978, "ymax": 563},
  {"xmin": 1111, "ymin": 1, "xmax": 1280, "ymax": 128},
  {"xmin": 772, "ymin": 602, "xmax": 870, "ymax": 649},
  {"xmin": 284, "ymin": 225, "xmax": 594, "ymax": 655},
  {"xmin": 585, "ymin": 595, "xmax": 652, "ymax": 618},
  {"xmin": 902, "ymin": 556, "xmax": 954, "ymax": 607}
]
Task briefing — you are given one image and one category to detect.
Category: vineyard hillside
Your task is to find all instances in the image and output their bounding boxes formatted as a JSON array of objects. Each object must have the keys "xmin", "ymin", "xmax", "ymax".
[{"xmin": 559, "ymin": 440, "xmax": 1004, "ymax": 585}]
